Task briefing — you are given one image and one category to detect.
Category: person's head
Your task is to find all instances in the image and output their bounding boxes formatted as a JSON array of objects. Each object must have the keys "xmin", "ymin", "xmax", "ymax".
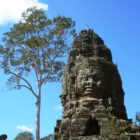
[{"xmin": 0, "ymin": 134, "xmax": 7, "ymax": 140}]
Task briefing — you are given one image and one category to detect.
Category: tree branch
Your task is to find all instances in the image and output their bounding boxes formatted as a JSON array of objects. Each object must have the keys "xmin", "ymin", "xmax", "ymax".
[
  {"xmin": 8, "ymin": 70, "xmax": 38, "ymax": 98},
  {"xmin": 17, "ymin": 84, "xmax": 38, "ymax": 97}
]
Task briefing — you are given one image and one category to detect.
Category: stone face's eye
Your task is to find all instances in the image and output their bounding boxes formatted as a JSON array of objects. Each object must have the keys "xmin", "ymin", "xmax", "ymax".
[{"xmin": 82, "ymin": 76, "xmax": 87, "ymax": 81}]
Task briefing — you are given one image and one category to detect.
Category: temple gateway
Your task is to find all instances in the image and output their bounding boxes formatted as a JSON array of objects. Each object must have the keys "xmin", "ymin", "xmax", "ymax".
[{"xmin": 54, "ymin": 29, "xmax": 140, "ymax": 140}]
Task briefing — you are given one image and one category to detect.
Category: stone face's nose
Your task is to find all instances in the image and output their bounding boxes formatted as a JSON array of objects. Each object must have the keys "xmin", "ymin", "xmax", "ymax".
[{"xmin": 86, "ymin": 77, "xmax": 94, "ymax": 86}]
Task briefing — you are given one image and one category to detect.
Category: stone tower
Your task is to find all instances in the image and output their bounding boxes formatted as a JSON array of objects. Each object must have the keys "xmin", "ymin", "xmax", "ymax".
[{"xmin": 54, "ymin": 29, "xmax": 140, "ymax": 140}]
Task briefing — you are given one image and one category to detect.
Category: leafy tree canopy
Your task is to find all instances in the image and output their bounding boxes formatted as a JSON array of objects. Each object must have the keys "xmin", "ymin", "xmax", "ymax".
[
  {"xmin": 135, "ymin": 112, "xmax": 140, "ymax": 126},
  {"xmin": 0, "ymin": 6, "xmax": 76, "ymax": 91},
  {"xmin": 13, "ymin": 132, "xmax": 34, "ymax": 140},
  {"xmin": 0, "ymin": 6, "xmax": 76, "ymax": 140},
  {"xmin": 41, "ymin": 134, "xmax": 53, "ymax": 140}
]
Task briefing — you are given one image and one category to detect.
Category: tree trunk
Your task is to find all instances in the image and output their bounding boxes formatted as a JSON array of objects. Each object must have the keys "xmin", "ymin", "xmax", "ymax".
[{"xmin": 36, "ymin": 87, "xmax": 41, "ymax": 140}]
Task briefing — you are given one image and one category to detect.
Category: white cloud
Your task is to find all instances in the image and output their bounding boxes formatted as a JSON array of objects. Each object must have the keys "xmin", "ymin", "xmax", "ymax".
[
  {"xmin": 0, "ymin": 0, "xmax": 48, "ymax": 25},
  {"xmin": 54, "ymin": 105, "xmax": 63, "ymax": 111},
  {"xmin": 16, "ymin": 125, "xmax": 34, "ymax": 132}
]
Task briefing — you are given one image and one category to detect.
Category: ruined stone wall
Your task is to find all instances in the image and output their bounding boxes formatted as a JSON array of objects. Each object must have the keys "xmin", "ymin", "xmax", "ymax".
[{"xmin": 54, "ymin": 30, "xmax": 140, "ymax": 140}]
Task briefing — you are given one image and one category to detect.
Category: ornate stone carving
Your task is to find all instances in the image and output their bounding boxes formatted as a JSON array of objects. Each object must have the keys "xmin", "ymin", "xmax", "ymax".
[{"xmin": 54, "ymin": 29, "xmax": 140, "ymax": 140}]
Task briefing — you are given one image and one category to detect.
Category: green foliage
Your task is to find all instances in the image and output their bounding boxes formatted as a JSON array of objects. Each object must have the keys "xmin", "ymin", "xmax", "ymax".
[
  {"xmin": 0, "ymin": 6, "xmax": 76, "ymax": 89},
  {"xmin": 0, "ymin": 6, "xmax": 76, "ymax": 140},
  {"xmin": 135, "ymin": 112, "xmax": 140, "ymax": 126},
  {"xmin": 41, "ymin": 134, "xmax": 53, "ymax": 140},
  {"xmin": 13, "ymin": 132, "xmax": 34, "ymax": 140},
  {"xmin": 13, "ymin": 132, "xmax": 53, "ymax": 140}
]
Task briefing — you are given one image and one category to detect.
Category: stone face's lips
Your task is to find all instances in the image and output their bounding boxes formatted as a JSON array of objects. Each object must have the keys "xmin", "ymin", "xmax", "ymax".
[{"xmin": 84, "ymin": 85, "xmax": 94, "ymax": 95}]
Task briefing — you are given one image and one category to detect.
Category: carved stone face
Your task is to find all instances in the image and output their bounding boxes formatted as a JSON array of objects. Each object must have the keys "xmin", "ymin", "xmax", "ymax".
[{"xmin": 77, "ymin": 67, "xmax": 102, "ymax": 96}]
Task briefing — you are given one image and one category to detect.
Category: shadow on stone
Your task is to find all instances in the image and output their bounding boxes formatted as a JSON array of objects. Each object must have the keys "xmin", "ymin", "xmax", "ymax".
[{"xmin": 83, "ymin": 116, "xmax": 100, "ymax": 136}]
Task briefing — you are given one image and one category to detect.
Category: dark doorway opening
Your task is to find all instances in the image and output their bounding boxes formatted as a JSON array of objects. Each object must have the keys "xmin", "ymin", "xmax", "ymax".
[{"xmin": 83, "ymin": 116, "xmax": 100, "ymax": 136}]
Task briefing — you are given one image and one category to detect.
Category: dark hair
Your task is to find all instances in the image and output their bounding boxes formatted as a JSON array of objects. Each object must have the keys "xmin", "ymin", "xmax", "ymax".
[{"xmin": 0, "ymin": 134, "xmax": 7, "ymax": 139}]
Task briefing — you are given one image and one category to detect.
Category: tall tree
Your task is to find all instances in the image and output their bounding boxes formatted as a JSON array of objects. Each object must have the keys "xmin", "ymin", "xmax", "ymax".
[{"xmin": 0, "ymin": 7, "xmax": 76, "ymax": 140}]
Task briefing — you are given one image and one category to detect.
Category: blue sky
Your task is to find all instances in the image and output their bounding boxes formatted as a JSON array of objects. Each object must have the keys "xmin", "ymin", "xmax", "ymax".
[{"xmin": 0, "ymin": 0, "xmax": 140, "ymax": 139}]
